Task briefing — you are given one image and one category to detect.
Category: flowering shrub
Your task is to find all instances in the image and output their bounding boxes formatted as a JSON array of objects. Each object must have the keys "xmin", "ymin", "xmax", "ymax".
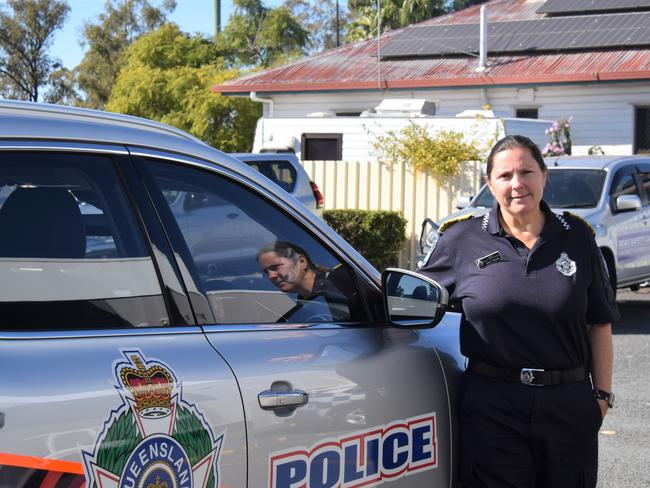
[{"xmin": 542, "ymin": 117, "xmax": 572, "ymax": 156}]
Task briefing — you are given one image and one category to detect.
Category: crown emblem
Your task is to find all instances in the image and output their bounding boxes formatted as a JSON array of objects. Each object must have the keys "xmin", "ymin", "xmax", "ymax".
[
  {"xmin": 147, "ymin": 476, "xmax": 168, "ymax": 488},
  {"xmin": 119, "ymin": 355, "xmax": 174, "ymax": 417}
]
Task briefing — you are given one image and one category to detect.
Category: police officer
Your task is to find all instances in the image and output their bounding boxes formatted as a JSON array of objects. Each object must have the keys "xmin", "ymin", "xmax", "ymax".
[{"xmin": 420, "ymin": 135, "xmax": 619, "ymax": 488}]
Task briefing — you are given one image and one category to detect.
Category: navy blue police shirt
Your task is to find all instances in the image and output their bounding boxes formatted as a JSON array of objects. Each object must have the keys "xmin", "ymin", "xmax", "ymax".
[{"xmin": 420, "ymin": 201, "xmax": 620, "ymax": 370}]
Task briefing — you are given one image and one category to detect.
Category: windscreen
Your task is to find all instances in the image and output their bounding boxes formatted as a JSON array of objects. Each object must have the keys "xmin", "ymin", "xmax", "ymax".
[{"xmin": 472, "ymin": 169, "xmax": 606, "ymax": 209}]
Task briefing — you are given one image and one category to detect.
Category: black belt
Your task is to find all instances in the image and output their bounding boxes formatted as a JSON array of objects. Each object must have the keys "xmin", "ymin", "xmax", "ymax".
[{"xmin": 468, "ymin": 360, "xmax": 588, "ymax": 386}]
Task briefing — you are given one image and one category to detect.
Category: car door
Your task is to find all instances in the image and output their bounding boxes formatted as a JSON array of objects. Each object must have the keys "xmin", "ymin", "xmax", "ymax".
[
  {"xmin": 133, "ymin": 151, "xmax": 458, "ymax": 488},
  {"xmin": 0, "ymin": 146, "xmax": 246, "ymax": 488},
  {"xmin": 608, "ymin": 164, "xmax": 649, "ymax": 285}
]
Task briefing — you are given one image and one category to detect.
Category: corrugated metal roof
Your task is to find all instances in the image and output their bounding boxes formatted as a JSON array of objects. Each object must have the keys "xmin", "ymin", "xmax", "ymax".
[
  {"xmin": 537, "ymin": 0, "xmax": 650, "ymax": 15},
  {"xmin": 213, "ymin": 0, "xmax": 650, "ymax": 94}
]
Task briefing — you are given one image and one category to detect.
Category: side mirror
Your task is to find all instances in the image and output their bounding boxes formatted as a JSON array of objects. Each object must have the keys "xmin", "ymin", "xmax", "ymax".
[
  {"xmin": 381, "ymin": 268, "xmax": 448, "ymax": 328},
  {"xmin": 614, "ymin": 194, "xmax": 641, "ymax": 212},
  {"xmin": 416, "ymin": 219, "xmax": 440, "ymax": 269},
  {"xmin": 455, "ymin": 195, "xmax": 472, "ymax": 210}
]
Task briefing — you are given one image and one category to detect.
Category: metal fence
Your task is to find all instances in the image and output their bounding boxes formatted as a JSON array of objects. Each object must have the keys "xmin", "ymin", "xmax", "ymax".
[{"xmin": 301, "ymin": 159, "xmax": 484, "ymax": 269}]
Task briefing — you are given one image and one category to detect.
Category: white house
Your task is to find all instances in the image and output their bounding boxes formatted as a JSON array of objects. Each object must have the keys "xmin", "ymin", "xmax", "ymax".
[{"xmin": 214, "ymin": 0, "xmax": 650, "ymax": 157}]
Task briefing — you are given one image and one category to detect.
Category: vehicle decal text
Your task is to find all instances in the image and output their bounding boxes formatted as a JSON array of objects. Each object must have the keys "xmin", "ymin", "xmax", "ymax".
[{"xmin": 269, "ymin": 412, "xmax": 437, "ymax": 488}]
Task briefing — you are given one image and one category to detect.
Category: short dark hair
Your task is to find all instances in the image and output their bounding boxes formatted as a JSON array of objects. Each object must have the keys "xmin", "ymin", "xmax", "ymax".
[{"xmin": 486, "ymin": 135, "xmax": 546, "ymax": 177}]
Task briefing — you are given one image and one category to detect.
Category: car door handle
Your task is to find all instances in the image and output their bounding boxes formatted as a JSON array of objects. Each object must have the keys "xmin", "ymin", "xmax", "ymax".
[{"xmin": 258, "ymin": 390, "xmax": 308, "ymax": 409}]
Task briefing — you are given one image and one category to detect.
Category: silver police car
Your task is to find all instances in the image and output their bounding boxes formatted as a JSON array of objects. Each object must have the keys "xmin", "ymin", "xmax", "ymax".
[
  {"xmin": 418, "ymin": 155, "xmax": 650, "ymax": 294},
  {"xmin": 0, "ymin": 101, "xmax": 463, "ymax": 488}
]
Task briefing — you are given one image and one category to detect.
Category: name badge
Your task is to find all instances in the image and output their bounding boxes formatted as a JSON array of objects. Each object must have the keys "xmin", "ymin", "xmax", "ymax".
[{"xmin": 476, "ymin": 251, "xmax": 502, "ymax": 269}]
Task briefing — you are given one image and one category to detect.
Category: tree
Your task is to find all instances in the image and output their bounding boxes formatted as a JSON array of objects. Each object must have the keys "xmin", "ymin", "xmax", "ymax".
[
  {"xmin": 217, "ymin": 0, "xmax": 308, "ymax": 68},
  {"xmin": 106, "ymin": 23, "xmax": 261, "ymax": 152},
  {"xmin": 347, "ymin": 0, "xmax": 445, "ymax": 41},
  {"xmin": 0, "ymin": 0, "xmax": 70, "ymax": 102},
  {"xmin": 284, "ymin": 0, "xmax": 351, "ymax": 52},
  {"xmin": 76, "ymin": 0, "xmax": 176, "ymax": 109},
  {"xmin": 449, "ymin": 0, "xmax": 488, "ymax": 11}
]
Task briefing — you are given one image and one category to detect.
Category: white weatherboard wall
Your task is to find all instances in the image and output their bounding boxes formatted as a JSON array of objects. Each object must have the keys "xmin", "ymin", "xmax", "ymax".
[
  {"xmin": 265, "ymin": 81, "xmax": 650, "ymax": 155},
  {"xmin": 301, "ymin": 159, "xmax": 483, "ymax": 269}
]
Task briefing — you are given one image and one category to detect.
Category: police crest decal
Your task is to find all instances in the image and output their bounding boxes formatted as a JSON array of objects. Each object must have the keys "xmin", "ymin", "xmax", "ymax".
[{"xmin": 82, "ymin": 350, "xmax": 224, "ymax": 488}]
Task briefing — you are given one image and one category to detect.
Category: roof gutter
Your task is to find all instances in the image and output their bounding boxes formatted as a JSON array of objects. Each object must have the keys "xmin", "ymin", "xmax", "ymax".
[{"xmin": 250, "ymin": 91, "xmax": 274, "ymax": 116}]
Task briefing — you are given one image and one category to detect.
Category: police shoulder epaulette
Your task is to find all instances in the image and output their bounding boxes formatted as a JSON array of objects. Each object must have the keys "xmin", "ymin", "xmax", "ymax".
[
  {"xmin": 563, "ymin": 211, "xmax": 595, "ymax": 236},
  {"xmin": 439, "ymin": 213, "xmax": 474, "ymax": 233}
]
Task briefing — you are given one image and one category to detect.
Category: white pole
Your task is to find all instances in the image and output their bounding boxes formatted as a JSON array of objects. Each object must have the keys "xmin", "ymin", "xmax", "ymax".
[{"xmin": 478, "ymin": 4, "xmax": 488, "ymax": 71}]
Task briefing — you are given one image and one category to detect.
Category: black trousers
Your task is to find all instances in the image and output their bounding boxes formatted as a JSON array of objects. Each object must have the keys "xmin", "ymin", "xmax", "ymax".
[{"xmin": 459, "ymin": 371, "xmax": 603, "ymax": 488}]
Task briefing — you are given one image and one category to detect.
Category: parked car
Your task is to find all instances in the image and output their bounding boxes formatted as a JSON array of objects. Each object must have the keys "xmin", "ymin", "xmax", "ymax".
[
  {"xmin": 231, "ymin": 152, "xmax": 324, "ymax": 215},
  {"xmin": 417, "ymin": 155, "xmax": 650, "ymax": 293},
  {"xmin": 0, "ymin": 100, "xmax": 463, "ymax": 488}
]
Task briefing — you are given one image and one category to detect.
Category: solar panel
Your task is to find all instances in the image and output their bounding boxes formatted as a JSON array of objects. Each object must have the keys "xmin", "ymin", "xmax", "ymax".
[
  {"xmin": 380, "ymin": 12, "xmax": 650, "ymax": 58},
  {"xmin": 537, "ymin": 0, "xmax": 650, "ymax": 15}
]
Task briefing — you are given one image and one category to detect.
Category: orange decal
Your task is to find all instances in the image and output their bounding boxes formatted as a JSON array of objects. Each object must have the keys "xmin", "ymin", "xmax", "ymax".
[{"xmin": 0, "ymin": 452, "xmax": 84, "ymax": 475}]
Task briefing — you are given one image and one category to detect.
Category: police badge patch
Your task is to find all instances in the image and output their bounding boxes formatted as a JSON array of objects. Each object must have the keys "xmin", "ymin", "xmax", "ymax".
[
  {"xmin": 82, "ymin": 350, "xmax": 224, "ymax": 488},
  {"xmin": 556, "ymin": 252, "xmax": 577, "ymax": 277}
]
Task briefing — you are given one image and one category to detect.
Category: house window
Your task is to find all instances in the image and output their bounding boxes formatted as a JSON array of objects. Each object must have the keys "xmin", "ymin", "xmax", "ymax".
[
  {"xmin": 335, "ymin": 111, "xmax": 362, "ymax": 116},
  {"xmin": 301, "ymin": 133, "xmax": 343, "ymax": 161},
  {"xmin": 635, "ymin": 107, "xmax": 650, "ymax": 154},
  {"xmin": 516, "ymin": 108, "xmax": 538, "ymax": 119}
]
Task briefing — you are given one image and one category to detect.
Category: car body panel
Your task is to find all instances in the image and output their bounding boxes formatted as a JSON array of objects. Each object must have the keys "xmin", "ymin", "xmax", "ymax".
[
  {"xmin": 205, "ymin": 324, "xmax": 456, "ymax": 487},
  {"xmin": 0, "ymin": 329, "xmax": 247, "ymax": 487}
]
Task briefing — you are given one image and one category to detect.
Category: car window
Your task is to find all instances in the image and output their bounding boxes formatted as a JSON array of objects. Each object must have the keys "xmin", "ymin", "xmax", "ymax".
[
  {"xmin": 144, "ymin": 160, "xmax": 364, "ymax": 325},
  {"xmin": 0, "ymin": 152, "xmax": 168, "ymax": 330},
  {"xmin": 639, "ymin": 172, "xmax": 650, "ymax": 202},
  {"xmin": 611, "ymin": 173, "xmax": 639, "ymax": 200},
  {"xmin": 244, "ymin": 160, "xmax": 297, "ymax": 193}
]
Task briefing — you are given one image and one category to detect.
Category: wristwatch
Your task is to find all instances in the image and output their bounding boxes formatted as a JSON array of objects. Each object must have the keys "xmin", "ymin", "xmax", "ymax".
[{"xmin": 594, "ymin": 389, "xmax": 615, "ymax": 408}]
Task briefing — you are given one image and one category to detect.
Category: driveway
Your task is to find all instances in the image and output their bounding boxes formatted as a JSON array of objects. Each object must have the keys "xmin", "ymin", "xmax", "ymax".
[{"xmin": 598, "ymin": 288, "xmax": 650, "ymax": 487}]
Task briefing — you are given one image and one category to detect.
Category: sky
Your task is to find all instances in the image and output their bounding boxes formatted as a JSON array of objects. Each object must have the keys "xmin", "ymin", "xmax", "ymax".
[{"xmin": 51, "ymin": 0, "xmax": 279, "ymax": 70}]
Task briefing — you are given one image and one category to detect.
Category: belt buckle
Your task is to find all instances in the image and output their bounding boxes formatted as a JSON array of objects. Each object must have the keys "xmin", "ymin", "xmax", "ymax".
[{"xmin": 520, "ymin": 368, "xmax": 545, "ymax": 386}]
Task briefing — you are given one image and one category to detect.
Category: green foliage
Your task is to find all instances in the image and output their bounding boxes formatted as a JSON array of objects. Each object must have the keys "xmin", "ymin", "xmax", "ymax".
[
  {"xmin": 76, "ymin": 0, "xmax": 176, "ymax": 109},
  {"xmin": 369, "ymin": 122, "xmax": 485, "ymax": 182},
  {"xmin": 95, "ymin": 409, "xmax": 142, "ymax": 482},
  {"xmin": 324, "ymin": 209, "xmax": 407, "ymax": 270},
  {"xmin": 173, "ymin": 405, "xmax": 214, "ymax": 465},
  {"xmin": 0, "ymin": 0, "xmax": 70, "ymax": 102},
  {"xmin": 217, "ymin": 0, "xmax": 308, "ymax": 68},
  {"xmin": 106, "ymin": 24, "xmax": 261, "ymax": 152},
  {"xmin": 347, "ymin": 0, "xmax": 445, "ymax": 41}
]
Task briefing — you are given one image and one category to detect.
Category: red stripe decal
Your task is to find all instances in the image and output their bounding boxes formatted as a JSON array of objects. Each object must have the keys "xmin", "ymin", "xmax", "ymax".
[{"xmin": 0, "ymin": 452, "xmax": 84, "ymax": 475}]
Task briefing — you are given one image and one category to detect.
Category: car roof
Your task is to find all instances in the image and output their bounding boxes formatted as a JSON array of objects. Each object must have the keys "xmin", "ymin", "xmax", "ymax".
[
  {"xmin": 0, "ymin": 100, "xmax": 301, "ymax": 205},
  {"xmin": 544, "ymin": 155, "xmax": 650, "ymax": 170},
  {"xmin": 0, "ymin": 100, "xmax": 244, "ymax": 165}
]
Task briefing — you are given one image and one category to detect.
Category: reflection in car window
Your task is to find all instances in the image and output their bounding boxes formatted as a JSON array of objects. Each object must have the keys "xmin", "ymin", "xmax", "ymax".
[
  {"xmin": 473, "ymin": 169, "xmax": 606, "ymax": 209},
  {"xmin": 0, "ymin": 152, "xmax": 168, "ymax": 330},
  {"xmin": 638, "ymin": 172, "xmax": 650, "ymax": 202},
  {"xmin": 145, "ymin": 160, "xmax": 363, "ymax": 325},
  {"xmin": 612, "ymin": 173, "xmax": 639, "ymax": 200}
]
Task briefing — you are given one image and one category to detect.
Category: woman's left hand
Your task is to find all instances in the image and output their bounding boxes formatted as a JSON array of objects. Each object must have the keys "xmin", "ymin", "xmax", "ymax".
[{"xmin": 597, "ymin": 398, "xmax": 609, "ymax": 419}]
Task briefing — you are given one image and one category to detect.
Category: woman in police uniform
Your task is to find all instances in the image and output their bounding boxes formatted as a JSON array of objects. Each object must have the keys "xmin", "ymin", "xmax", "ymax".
[{"xmin": 420, "ymin": 135, "xmax": 619, "ymax": 488}]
